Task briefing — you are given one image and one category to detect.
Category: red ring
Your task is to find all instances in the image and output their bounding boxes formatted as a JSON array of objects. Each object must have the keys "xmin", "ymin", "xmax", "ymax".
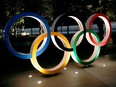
[{"xmin": 86, "ymin": 13, "xmax": 112, "ymax": 46}]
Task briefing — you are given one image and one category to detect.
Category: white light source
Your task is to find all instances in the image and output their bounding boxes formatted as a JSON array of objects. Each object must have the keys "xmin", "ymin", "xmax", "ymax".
[
  {"xmin": 28, "ymin": 75, "xmax": 32, "ymax": 78},
  {"xmin": 64, "ymin": 67, "xmax": 67, "ymax": 70},
  {"xmin": 75, "ymin": 71, "xmax": 78, "ymax": 74},
  {"xmin": 37, "ymin": 81, "xmax": 42, "ymax": 84},
  {"xmin": 103, "ymin": 64, "xmax": 106, "ymax": 67}
]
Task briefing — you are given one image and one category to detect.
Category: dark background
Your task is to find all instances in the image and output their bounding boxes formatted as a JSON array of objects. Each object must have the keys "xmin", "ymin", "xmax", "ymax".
[{"xmin": 0, "ymin": 0, "xmax": 116, "ymax": 76}]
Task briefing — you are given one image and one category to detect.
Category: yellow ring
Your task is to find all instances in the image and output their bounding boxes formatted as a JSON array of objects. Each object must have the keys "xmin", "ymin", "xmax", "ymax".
[{"xmin": 30, "ymin": 32, "xmax": 71, "ymax": 75}]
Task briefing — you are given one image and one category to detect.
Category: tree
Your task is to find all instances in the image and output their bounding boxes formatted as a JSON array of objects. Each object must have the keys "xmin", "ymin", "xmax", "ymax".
[
  {"xmin": 0, "ymin": 0, "xmax": 24, "ymax": 29},
  {"xmin": 50, "ymin": 0, "xmax": 115, "ymax": 41},
  {"xmin": 5, "ymin": 0, "xmax": 24, "ymax": 19},
  {"xmin": 23, "ymin": 0, "xmax": 53, "ymax": 27},
  {"xmin": 40, "ymin": 0, "xmax": 54, "ymax": 25},
  {"xmin": 107, "ymin": 0, "xmax": 116, "ymax": 21},
  {"xmin": 0, "ymin": 0, "xmax": 7, "ymax": 28}
]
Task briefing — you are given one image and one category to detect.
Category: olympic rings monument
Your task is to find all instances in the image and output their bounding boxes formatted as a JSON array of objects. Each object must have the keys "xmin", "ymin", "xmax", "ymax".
[{"xmin": 4, "ymin": 12, "xmax": 112, "ymax": 75}]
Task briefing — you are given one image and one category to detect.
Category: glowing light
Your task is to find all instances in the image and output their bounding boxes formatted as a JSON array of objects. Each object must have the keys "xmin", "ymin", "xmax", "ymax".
[
  {"xmin": 37, "ymin": 81, "xmax": 42, "ymax": 84},
  {"xmin": 75, "ymin": 72, "xmax": 78, "ymax": 74},
  {"xmin": 28, "ymin": 75, "xmax": 32, "ymax": 78},
  {"xmin": 103, "ymin": 64, "xmax": 106, "ymax": 67},
  {"xmin": 64, "ymin": 67, "xmax": 67, "ymax": 70}
]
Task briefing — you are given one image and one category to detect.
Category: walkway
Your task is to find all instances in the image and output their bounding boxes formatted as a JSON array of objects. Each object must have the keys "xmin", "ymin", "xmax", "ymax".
[{"xmin": 0, "ymin": 53, "xmax": 116, "ymax": 87}]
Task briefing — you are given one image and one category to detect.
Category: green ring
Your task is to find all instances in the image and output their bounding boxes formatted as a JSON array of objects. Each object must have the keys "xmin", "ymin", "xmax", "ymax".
[{"xmin": 73, "ymin": 30, "xmax": 101, "ymax": 65}]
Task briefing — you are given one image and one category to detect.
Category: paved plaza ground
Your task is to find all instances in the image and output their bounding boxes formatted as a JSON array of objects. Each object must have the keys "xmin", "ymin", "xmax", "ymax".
[{"xmin": 0, "ymin": 31, "xmax": 116, "ymax": 87}]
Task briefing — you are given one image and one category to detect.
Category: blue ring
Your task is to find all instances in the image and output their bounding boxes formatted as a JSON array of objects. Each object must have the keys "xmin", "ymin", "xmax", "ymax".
[{"xmin": 4, "ymin": 12, "xmax": 51, "ymax": 59}]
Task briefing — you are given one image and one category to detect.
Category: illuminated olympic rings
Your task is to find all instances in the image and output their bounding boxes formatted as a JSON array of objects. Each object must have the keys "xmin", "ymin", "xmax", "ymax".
[
  {"xmin": 4, "ymin": 12, "xmax": 51, "ymax": 59},
  {"xmin": 30, "ymin": 30, "xmax": 100, "ymax": 74},
  {"xmin": 4, "ymin": 12, "xmax": 112, "ymax": 75},
  {"xmin": 86, "ymin": 14, "xmax": 112, "ymax": 46},
  {"xmin": 51, "ymin": 13, "xmax": 111, "ymax": 65},
  {"xmin": 30, "ymin": 32, "xmax": 71, "ymax": 74}
]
